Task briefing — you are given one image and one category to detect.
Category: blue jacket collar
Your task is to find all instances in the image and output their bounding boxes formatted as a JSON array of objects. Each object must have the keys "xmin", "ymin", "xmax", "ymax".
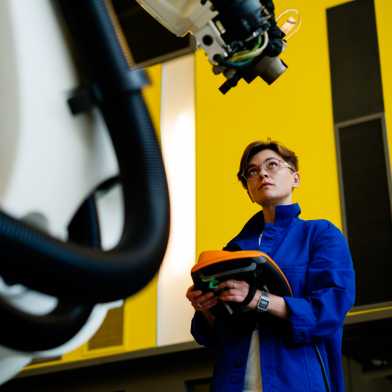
[
  {"xmin": 224, "ymin": 203, "xmax": 301, "ymax": 251},
  {"xmin": 246, "ymin": 203, "xmax": 301, "ymax": 231},
  {"xmin": 271, "ymin": 203, "xmax": 301, "ymax": 227}
]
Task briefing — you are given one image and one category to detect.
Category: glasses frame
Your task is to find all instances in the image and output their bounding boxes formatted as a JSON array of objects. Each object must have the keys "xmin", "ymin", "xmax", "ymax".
[{"xmin": 243, "ymin": 158, "xmax": 295, "ymax": 182}]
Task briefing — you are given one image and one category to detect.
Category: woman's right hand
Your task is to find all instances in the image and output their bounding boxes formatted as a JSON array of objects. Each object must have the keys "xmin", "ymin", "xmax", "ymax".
[{"xmin": 186, "ymin": 285, "xmax": 218, "ymax": 312}]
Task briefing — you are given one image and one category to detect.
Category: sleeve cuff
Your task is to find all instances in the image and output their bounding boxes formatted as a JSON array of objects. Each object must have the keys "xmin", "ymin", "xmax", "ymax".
[{"xmin": 284, "ymin": 296, "xmax": 316, "ymax": 344}]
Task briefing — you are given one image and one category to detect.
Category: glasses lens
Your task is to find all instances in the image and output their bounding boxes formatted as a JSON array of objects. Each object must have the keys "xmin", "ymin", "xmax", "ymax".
[
  {"xmin": 264, "ymin": 159, "xmax": 281, "ymax": 172},
  {"xmin": 246, "ymin": 167, "xmax": 259, "ymax": 179}
]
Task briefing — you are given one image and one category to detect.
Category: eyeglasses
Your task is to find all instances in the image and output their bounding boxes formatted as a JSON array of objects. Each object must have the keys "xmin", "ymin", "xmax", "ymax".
[{"xmin": 244, "ymin": 158, "xmax": 295, "ymax": 181}]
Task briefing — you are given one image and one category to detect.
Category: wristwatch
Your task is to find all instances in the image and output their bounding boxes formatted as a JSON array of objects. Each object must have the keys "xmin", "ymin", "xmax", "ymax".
[{"xmin": 256, "ymin": 290, "xmax": 270, "ymax": 313}]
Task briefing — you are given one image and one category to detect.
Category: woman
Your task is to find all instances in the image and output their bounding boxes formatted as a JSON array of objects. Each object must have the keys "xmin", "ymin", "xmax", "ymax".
[{"xmin": 186, "ymin": 140, "xmax": 355, "ymax": 392}]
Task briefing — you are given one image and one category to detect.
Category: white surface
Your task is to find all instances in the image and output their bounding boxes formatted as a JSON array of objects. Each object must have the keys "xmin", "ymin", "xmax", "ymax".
[
  {"xmin": 0, "ymin": 346, "xmax": 32, "ymax": 385},
  {"xmin": 0, "ymin": 0, "xmax": 118, "ymax": 239},
  {"xmin": 157, "ymin": 54, "xmax": 196, "ymax": 346},
  {"xmin": 137, "ymin": 0, "xmax": 216, "ymax": 37}
]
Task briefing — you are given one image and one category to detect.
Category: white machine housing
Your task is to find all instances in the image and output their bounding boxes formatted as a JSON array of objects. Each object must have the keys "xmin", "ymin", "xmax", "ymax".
[{"xmin": 0, "ymin": 0, "xmax": 122, "ymax": 385}]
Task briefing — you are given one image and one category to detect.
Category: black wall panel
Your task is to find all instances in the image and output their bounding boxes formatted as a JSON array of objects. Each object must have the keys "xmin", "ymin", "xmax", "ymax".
[
  {"xmin": 112, "ymin": 0, "xmax": 194, "ymax": 68},
  {"xmin": 328, "ymin": 0, "xmax": 392, "ymax": 307},
  {"xmin": 327, "ymin": 0, "xmax": 384, "ymax": 123},
  {"xmin": 337, "ymin": 117, "xmax": 392, "ymax": 305}
]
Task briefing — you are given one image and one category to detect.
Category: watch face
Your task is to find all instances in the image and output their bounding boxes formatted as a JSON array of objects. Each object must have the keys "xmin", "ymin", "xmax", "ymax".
[{"xmin": 257, "ymin": 293, "xmax": 269, "ymax": 312}]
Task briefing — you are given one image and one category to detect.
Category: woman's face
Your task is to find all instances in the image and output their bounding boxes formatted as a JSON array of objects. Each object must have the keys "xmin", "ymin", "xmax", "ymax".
[{"xmin": 245, "ymin": 149, "xmax": 300, "ymax": 207}]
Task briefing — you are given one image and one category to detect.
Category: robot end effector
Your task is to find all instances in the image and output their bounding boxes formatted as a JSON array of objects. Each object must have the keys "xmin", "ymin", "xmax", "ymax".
[{"xmin": 137, "ymin": 0, "xmax": 300, "ymax": 93}]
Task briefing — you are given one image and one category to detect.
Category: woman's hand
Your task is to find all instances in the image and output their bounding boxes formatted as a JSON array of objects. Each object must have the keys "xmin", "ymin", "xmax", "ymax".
[
  {"xmin": 186, "ymin": 285, "xmax": 218, "ymax": 325},
  {"xmin": 186, "ymin": 285, "xmax": 218, "ymax": 312}
]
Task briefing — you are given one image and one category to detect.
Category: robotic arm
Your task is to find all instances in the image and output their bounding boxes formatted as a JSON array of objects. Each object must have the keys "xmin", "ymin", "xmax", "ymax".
[{"xmin": 137, "ymin": 0, "xmax": 300, "ymax": 93}]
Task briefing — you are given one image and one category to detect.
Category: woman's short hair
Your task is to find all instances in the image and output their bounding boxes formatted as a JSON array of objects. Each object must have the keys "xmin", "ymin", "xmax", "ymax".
[{"xmin": 237, "ymin": 140, "xmax": 298, "ymax": 188}]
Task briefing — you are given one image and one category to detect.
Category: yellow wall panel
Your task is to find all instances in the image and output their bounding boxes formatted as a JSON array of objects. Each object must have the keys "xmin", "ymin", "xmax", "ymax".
[
  {"xmin": 195, "ymin": 0, "xmax": 351, "ymax": 255},
  {"xmin": 123, "ymin": 277, "xmax": 158, "ymax": 350}
]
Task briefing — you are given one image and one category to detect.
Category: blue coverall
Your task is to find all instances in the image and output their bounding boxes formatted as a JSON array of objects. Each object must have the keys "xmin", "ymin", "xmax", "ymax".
[{"xmin": 191, "ymin": 203, "xmax": 356, "ymax": 392}]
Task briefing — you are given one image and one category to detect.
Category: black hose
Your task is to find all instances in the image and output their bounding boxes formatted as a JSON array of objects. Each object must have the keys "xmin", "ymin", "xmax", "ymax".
[
  {"xmin": 0, "ymin": 194, "xmax": 101, "ymax": 352},
  {"xmin": 0, "ymin": 297, "xmax": 94, "ymax": 352}
]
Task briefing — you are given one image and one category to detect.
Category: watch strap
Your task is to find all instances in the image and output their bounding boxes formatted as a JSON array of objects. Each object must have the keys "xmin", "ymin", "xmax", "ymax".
[{"xmin": 240, "ymin": 283, "xmax": 257, "ymax": 309}]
